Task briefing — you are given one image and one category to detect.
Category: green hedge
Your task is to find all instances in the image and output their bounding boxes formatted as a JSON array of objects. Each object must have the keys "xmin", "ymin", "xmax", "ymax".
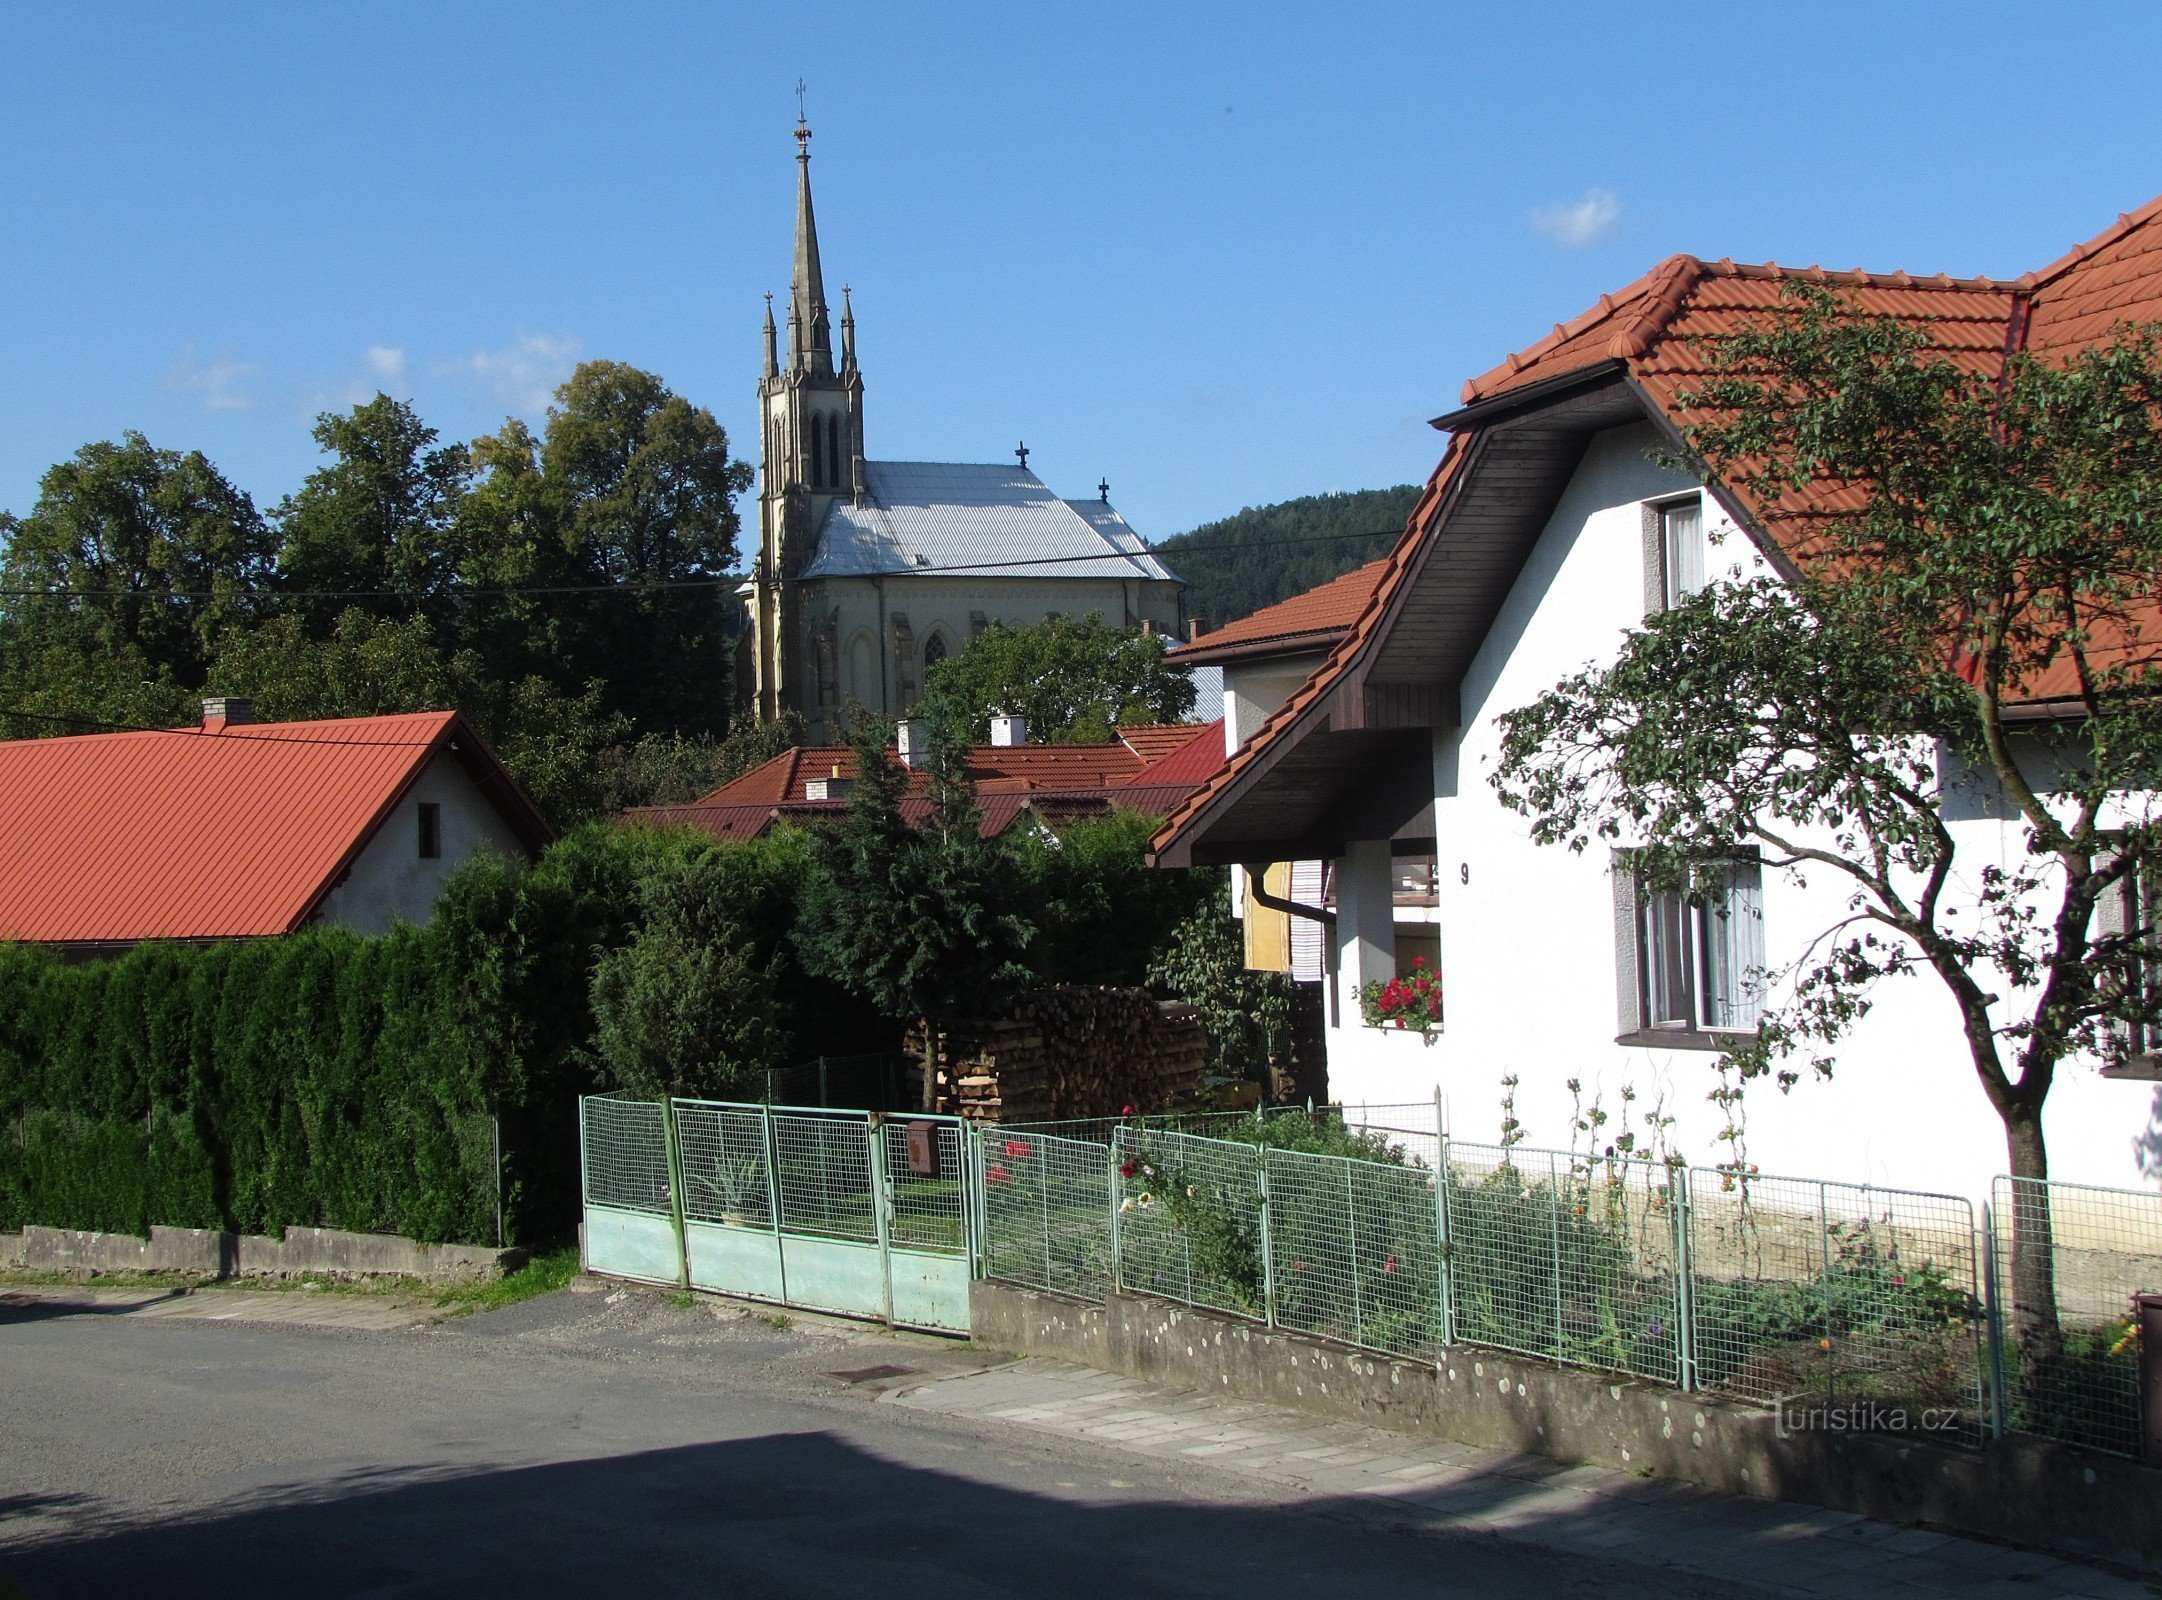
[{"xmin": 0, "ymin": 931, "xmax": 509, "ymax": 1245}]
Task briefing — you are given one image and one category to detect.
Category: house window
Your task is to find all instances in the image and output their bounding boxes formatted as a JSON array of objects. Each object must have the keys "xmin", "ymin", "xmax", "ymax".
[
  {"xmin": 417, "ymin": 802, "xmax": 442, "ymax": 860},
  {"xmin": 1652, "ymin": 495, "xmax": 1706, "ymax": 611},
  {"xmin": 1616, "ymin": 855, "xmax": 1763, "ymax": 1042},
  {"xmin": 2099, "ymin": 833, "xmax": 2162, "ymax": 1061}
]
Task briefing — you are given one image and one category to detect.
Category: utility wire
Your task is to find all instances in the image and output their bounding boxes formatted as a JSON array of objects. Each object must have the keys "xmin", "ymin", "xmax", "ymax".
[{"xmin": 0, "ymin": 525, "xmax": 1407, "ymax": 603}]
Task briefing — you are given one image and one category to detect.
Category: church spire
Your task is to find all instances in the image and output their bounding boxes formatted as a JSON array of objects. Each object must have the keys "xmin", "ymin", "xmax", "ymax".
[
  {"xmin": 840, "ymin": 285, "xmax": 856, "ymax": 373},
  {"xmin": 790, "ymin": 115, "xmax": 834, "ymax": 378},
  {"xmin": 762, "ymin": 292, "xmax": 778, "ymax": 379}
]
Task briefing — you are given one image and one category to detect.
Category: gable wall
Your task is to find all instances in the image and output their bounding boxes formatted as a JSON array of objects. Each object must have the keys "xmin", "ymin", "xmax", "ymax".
[
  {"xmin": 312, "ymin": 750, "xmax": 529, "ymax": 936},
  {"xmin": 1322, "ymin": 422, "xmax": 2160, "ymax": 1203}
]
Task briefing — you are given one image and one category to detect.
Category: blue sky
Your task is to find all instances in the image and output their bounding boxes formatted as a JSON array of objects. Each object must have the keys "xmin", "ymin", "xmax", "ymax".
[{"xmin": 5, "ymin": 2, "xmax": 2160, "ymax": 545}]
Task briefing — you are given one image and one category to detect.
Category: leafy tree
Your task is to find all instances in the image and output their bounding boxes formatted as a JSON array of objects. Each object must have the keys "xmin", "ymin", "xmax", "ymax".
[
  {"xmin": 1012, "ymin": 810, "xmax": 1217, "ymax": 987},
  {"xmin": 273, "ymin": 395, "xmax": 470, "ymax": 635},
  {"xmin": 1147, "ymin": 897, "xmax": 1293, "ymax": 1081},
  {"xmin": 921, "ymin": 614, "xmax": 1196, "ymax": 744},
  {"xmin": 794, "ymin": 723, "xmax": 1034, "ymax": 1107},
  {"xmin": 590, "ymin": 711, "xmax": 811, "ymax": 814},
  {"xmin": 0, "ymin": 432, "xmax": 269, "ymax": 731},
  {"xmin": 1489, "ymin": 288, "xmax": 2162, "ymax": 1359},
  {"xmin": 588, "ymin": 847, "xmax": 791, "ymax": 1099},
  {"xmin": 533, "ymin": 361, "xmax": 751, "ymax": 737},
  {"xmin": 1154, "ymin": 485, "xmax": 1419, "ymax": 629}
]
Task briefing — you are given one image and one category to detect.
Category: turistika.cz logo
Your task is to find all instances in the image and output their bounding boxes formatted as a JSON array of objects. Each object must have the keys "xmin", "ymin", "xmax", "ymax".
[{"xmin": 1773, "ymin": 1394, "xmax": 1963, "ymax": 1439}]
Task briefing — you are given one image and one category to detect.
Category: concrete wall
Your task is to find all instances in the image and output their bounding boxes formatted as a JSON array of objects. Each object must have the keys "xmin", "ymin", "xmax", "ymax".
[
  {"xmin": 4, "ymin": 1223, "xmax": 521, "ymax": 1281},
  {"xmin": 313, "ymin": 749, "xmax": 529, "ymax": 936},
  {"xmin": 1319, "ymin": 421, "xmax": 2162, "ymax": 1202},
  {"xmin": 972, "ymin": 1281, "xmax": 2162, "ymax": 1575}
]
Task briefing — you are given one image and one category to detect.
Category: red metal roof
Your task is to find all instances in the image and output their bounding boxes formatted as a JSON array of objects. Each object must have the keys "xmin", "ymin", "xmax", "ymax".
[
  {"xmin": 0, "ymin": 711, "xmax": 551, "ymax": 945},
  {"xmin": 1170, "ymin": 560, "xmax": 1392, "ymax": 666}
]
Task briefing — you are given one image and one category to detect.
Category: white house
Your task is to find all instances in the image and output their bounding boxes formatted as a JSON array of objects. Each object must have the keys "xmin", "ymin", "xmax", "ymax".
[{"xmin": 1151, "ymin": 201, "xmax": 2162, "ymax": 1203}]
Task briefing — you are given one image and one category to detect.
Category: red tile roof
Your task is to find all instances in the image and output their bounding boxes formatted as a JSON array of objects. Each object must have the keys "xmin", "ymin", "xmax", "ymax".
[
  {"xmin": 1154, "ymin": 194, "xmax": 2162, "ymax": 866},
  {"xmin": 0, "ymin": 712, "xmax": 550, "ymax": 945},
  {"xmin": 1169, "ymin": 560, "xmax": 1393, "ymax": 665},
  {"xmin": 627, "ymin": 723, "xmax": 1228, "ymax": 844}
]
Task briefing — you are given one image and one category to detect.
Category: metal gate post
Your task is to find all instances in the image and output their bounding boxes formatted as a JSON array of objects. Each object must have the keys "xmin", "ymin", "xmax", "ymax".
[
  {"xmin": 867, "ymin": 1112, "xmax": 896, "ymax": 1328},
  {"xmin": 661, "ymin": 1098, "xmax": 690, "ymax": 1290},
  {"xmin": 1108, "ymin": 1127, "xmax": 1125, "ymax": 1295},
  {"xmin": 761, "ymin": 1102, "xmax": 789, "ymax": 1306},
  {"xmin": 1258, "ymin": 1152, "xmax": 1278, "ymax": 1328},
  {"xmin": 577, "ymin": 1096, "xmax": 591, "ymax": 1273},
  {"xmin": 1670, "ymin": 1165, "xmax": 1697, "ymax": 1391},
  {"xmin": 1434, "ymin": 1126, "xmax": 1455, "ymax": 1348},
  {"xmin": 1981, "ymin": 1199, "xmax": 2006, "ymax": 1439}
]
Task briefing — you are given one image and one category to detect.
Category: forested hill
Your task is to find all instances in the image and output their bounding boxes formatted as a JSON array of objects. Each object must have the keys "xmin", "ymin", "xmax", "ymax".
[{"xmin": 1152, "ymin": 485, "xmax": 1422, "ymax": 630}]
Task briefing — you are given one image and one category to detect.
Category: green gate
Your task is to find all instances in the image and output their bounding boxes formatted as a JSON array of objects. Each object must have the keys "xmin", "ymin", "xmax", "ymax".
[{"xmin": 579, "ymin": 1095, "xmax": 977, "ymax": 1334}]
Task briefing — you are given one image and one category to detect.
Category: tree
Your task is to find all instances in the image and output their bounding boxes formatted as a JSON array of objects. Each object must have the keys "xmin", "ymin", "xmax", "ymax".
[
  {"xmin": 1147, "ymin": 896, "xmax": 1293, "ymax": 1082},
  {"xmin": 1489, "ymin": 288, "xmax": 2162, "ymax": 1363},
  {"xmin": 0, "ymin": 432, "xmax": 269, "ymax": 732},
  {"xmin": 535, "ymin": 361, "xmax": 752, "ymax": 738},
  {"xmin": 273, "ymin": 395, "xmax": 470, "ymax": 635},
  {"xmin": 794, "ymin": 723, "xmax": 1034, "ymax": 1108},
  {"xmin": 1154, "ymin": 485, "xmax": 1420, "ymax": 630},
  {"xmin": 1012, "ymin": 810, "xmax": 1218, "ymax": 987},
  {"xmin": 588, "ymin": 847, "xmax": 791, "ymax": 1100},
  {"xmin": 921, "ymin": 614, "xmax": 1196, "ymax": 744}
]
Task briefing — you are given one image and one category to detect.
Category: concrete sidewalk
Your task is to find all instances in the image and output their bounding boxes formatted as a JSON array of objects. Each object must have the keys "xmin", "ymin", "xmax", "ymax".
[
  {"xmin": 892, "ymin": 1358, "xmax": 2157, "ymax": 1600},
  {"xmin": 0, "ymin": 1283, "xmax": 436, "ymax": 1331}
]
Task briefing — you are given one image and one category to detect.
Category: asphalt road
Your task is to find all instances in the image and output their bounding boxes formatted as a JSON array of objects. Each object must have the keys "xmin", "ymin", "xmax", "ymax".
[{"xmin": 0, "ymin": 1282, "xmax": 1784, "ymax": 1599}]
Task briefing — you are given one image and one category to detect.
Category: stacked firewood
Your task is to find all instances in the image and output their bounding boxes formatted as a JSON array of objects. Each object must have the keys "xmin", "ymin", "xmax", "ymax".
[{"xmin": 907, "ymin": 986, "xmax": 1209, "ymax": 1122}]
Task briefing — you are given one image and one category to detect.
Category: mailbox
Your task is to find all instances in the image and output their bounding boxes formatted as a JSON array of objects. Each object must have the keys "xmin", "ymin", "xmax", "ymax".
[{"xmin": 905, "ymin": 1120, "xmax": 938, "ymax": 1178}]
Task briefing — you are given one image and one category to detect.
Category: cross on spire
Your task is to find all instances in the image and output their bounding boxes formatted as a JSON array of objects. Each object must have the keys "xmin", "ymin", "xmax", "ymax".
[
  {"xmin": 1015, "ymin": 441, "xmax": 1030, "ymax": 470},
  {"xmin": 1098, "ymin": 478, "xmax": 1110, "ymax": 503}
]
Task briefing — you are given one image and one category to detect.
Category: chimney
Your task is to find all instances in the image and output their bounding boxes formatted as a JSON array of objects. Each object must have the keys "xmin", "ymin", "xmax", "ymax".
[
  {"xmin": 1187, "ymin": 618, "xmax": 1208, "ymax": 642},
  {"xmin": 990, "ymin": 713, "xmax": 1027, "ymax": 748},
  {"xmin": 895, "ymin": 718, "xmax": 929, "ymax": 769},
  {"xmin": 1141, "ymin": 619, "xmax": 1157, "ymax": 638},
  {"xmin": 805, "ymin": 764, "xmax": 853, "ymax": 802},
  {"xmin": 201, "ymin": 696, "xmax": 255, "ymax": 731}
]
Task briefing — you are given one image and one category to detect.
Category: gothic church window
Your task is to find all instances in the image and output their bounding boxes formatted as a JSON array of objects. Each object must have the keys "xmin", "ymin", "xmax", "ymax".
[{"xmin": 923, "ymin": 631, "xmax": 950, "ymax": 671}]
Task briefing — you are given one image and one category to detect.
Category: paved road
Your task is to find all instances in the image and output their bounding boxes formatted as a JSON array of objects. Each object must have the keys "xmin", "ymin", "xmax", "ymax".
[{"xmin": 0, "ymin": 1282, "xmax": 2141, "ymax": 1599}]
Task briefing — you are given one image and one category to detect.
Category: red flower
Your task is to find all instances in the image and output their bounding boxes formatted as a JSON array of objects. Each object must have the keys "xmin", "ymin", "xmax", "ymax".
[
  {"xmin": 1410, "ymin": 955, "xmax": 1425, "ymax": 969},
  {"xmin": 1119, "ymin": 1159, "xmax": 1139, "ymax": 1179},
  {"xmin": 1382, "ymin": 1253, "xmax": 1397, "ymax": 1274},
  {"xmin": 1003, "ymin": 1140, "xmax": 1032, "ymax": 1160},
  {"xmin": 1120, "ymin": 1104, "xmax": 1135, "ymax": 1116},
  {"xmin": 986, "ymin": 1164, "xmax": 1011, "ymax": 1185}
]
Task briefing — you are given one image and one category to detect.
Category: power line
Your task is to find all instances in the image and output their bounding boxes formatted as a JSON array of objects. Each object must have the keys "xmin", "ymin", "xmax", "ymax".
[{"xmin": 0, "ymin": 525, "xmax": 1407, "ymax": 604}]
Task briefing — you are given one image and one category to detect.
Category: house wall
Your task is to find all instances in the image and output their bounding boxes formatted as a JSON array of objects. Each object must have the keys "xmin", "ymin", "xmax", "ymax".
[
  {"xmin": 1323, "ymin": 421, "xmax": 2162, "ymax": 1204},
  {"xmin": 313, "ymin": 752, "xmax": 529, "ymax": 936}
]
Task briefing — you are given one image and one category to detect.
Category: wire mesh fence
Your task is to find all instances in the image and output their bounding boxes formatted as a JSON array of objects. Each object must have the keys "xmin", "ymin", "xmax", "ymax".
[
  {"xmin": 981, "ymin": 1130, "xmax": 1114, "ymax": 1297},
  {"xmin": 770, "ymin": 1109, "xmax": 878, "ymax": 1242},
  {"xmin": 1442, "ymin": 1141, "xmax": 1683, "ymax": 1383},
  {"xmin": 1992, "ymin": 1176, "xmax": 2162, "ymax": 1458},
  {"xmin": 1112, "ymin": 1126, "xmax": 1269, "ymax": 1318},
  {"xmin": 1267, "ymin": 1146, "xmax": 1444, "ymax": 1359},
  {"xmin": 674, "ymin": 1100, "xmax": 774, "ymax": 1227},
  {"xmin": 882, "ymin": 1117, "xmax": 968, "ymax": 1253},
  {"xmin": 1687, "ymin": 1172, "xmax": 1984, "ymax": 1440},
  {"xmin": 579, "ymin": 1095, "xmax": 673, "ymax": 1215}
]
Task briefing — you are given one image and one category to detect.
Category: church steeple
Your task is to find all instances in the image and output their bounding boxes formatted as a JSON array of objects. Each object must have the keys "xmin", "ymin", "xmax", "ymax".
[{"xmin": 790, "ymin": 117, "xmax": 834, "ymax": 378}]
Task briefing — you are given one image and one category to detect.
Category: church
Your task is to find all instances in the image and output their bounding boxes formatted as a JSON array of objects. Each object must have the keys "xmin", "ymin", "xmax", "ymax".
[{"xmin": 740, "ymin": 121, "xmax": 1184, "ymax": 738}]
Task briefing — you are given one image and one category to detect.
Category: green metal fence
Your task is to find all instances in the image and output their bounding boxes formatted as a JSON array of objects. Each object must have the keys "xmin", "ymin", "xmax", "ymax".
[
  {"xmin": 973, "ymin": 1113, "xmax": 2065, "ymax": 1452},
  {"xmin": 1990, "ymin": 1175, "xmax": 2162, "ymax": 1458},
  {"xmin": 578, "ymin": 1097, "xmax": 976, "ymax": 1333}
]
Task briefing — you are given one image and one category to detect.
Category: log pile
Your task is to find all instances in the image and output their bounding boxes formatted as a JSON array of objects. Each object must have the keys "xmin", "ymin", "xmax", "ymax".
[{"xmin": 907, "ymin": 986, "xmax": 1209, "ymax": 1122}]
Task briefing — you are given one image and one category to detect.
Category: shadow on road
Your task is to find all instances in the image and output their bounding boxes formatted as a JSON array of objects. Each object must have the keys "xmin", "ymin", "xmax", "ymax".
[
  {"xmin": 0, "ymin": 1289, "xmax": 188, "ymax": 1324},
  {"xmin": 0, "ymin": 1428, "xmax": 1681, "ymax": 1600}
]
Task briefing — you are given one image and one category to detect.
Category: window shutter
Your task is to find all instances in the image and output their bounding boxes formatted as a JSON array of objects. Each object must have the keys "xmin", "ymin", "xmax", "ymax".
[
  {"xmin": 1612, "ymin": 854, "xmax": 1642, "ymax": 1033},
  {"xmin": 1730, "ymin": 860, "xmax": 1767, "ymax": 1027},
  {"xmin": 2095, "ymin": 847, "xmax": 2130, "ymax": 941},
  {"xmin": 1639, "ymin": 504, "xmax": 1664, "ymax": 619}
]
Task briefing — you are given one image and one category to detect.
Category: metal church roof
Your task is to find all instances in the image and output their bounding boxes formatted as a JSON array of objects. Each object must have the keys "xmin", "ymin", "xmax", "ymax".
[{"xmin": 800, "ymin": 460, "xmax": 1179, "ymax": 581}]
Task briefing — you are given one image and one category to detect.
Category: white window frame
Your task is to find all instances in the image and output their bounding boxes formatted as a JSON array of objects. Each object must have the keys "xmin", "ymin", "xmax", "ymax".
[{"xmin": 1656, "ymin": 494, "xmax": 1706, "ymax": 611}]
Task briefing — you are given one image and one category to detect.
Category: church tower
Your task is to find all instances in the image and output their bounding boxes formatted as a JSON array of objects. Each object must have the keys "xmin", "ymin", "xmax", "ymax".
[{"xmin": 747, "ymin": 115, "xmax": 865, "ymax": 725}]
